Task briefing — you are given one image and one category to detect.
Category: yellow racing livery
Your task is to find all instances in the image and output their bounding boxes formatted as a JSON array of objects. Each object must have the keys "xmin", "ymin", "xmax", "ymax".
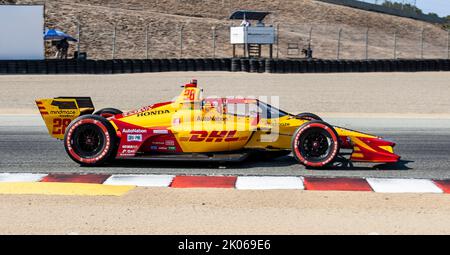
[{"xmin": 36, "ymin": 80, "xmax": 400, "ymax": 168}]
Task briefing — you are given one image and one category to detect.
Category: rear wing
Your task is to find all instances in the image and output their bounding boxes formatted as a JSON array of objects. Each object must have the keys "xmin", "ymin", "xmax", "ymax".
[{"xmin": 35, "ymin": 97, "xmax": 95, "ymax": 140}]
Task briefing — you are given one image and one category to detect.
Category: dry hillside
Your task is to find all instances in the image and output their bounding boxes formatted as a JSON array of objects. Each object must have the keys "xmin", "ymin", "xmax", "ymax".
[{"xmin": 3, "ymin": 0, "xmax": 449, "ymax": 59}]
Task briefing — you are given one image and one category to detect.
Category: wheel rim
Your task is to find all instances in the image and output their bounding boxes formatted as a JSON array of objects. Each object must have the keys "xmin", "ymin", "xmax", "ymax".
[
  {"xmin": 72, "ymin": 124, "xmax": 105, "ymax": 158},
  {"xmin": 297, "ymin": 127, "xmax": 333, "ymax": 163}
]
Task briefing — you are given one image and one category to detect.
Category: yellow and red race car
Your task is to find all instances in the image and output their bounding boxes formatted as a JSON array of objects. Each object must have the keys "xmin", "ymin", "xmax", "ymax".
[{"xmin": 36, "ymin": 80, "xmax": 400, "ymax": 168}]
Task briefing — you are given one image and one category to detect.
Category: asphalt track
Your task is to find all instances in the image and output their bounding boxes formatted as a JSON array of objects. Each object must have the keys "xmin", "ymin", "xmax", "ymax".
[{"xmin": 1, "ymin": 115, "xmax": 449, "ymax": 179}]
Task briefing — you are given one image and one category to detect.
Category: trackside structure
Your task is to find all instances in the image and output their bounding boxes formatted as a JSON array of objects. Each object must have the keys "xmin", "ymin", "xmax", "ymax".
[
  {"xmin": 0, "ymin": 5, "xmax": 45, "ymax": 60},
  {"xmin": 229, "ymin": 10, "xmax": 276, "ymax": 58}
]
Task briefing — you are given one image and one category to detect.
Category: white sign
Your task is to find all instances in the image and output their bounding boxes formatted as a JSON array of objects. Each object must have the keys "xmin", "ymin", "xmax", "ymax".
[
  {"xmin": 0, "ymin": 5, "xmax": 44, "ymax": 60},
  {"xmin": 230, "ymin": 26, "xmax": 275, "ymax": 44}
]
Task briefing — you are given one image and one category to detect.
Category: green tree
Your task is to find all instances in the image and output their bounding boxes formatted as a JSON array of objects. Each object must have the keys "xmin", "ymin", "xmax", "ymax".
[
  {"xmin": 444, "ymin": 16, "xmax": 450, "ymax": 30},
  {"xmin": 382, "ymin": 0, "xmax": 423, "ymax": 14}
]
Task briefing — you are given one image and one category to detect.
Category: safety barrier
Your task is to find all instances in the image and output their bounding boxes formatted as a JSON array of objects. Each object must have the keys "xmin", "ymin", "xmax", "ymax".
[{"xmin": 0, "ymin": 58, "xmax": 449, "ymax": 74}]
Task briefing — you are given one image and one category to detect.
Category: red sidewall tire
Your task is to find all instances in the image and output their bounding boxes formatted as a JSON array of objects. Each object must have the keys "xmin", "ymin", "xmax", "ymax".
[
  {"xmin": 64, "ymin": 115, "xmax": 117, "ymax": 166},
  {"xmin": 291, "ymin": 121, "xmax": 340, "ymax": 168}
]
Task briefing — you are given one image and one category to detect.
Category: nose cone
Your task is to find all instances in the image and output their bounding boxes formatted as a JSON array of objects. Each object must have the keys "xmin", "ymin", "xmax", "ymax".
[{"xmin": 350, "ymin": 136, "xmax": 401, "ymax": 163}]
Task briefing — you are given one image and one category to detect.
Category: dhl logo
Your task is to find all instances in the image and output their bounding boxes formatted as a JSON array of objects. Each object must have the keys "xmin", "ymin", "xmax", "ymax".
[{"xmin": 188, "ymin": 131, "xmax": 239, "ymax": 142}]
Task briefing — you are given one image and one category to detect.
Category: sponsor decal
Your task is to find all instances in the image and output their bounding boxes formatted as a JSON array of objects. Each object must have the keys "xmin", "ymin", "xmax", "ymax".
[
  {"xmin": 137, "ymin": 110, "xmax": 170, "ymax": 117},
  {"xmin": 168, "ymin": 146, "xmax": 176, "ymax": 150},
  {"xmin": 158, "ymin": 146, "xmax": 168, "ymax": 150},
  {"xmin": 150, "ymin": 145, "xmax": 158, "ymax": 150},
  {"xmin": 121, "ymin": 149, "xmax": 136, "ymax": 154},
  {"xmin": 50, "ymin": 110, "xmax": 77, "ymax": 116},
  {"xmin": 119, "ymin": 154, "xmax": 135, "ymax": 157},
  {"xmin": 151, "ymin": 141, "xmax": 165, "ymax": 145},
  {"xmin": 165, "ymin": 140, "xmax": 175, "ymax": 146},
  {"xmin": 123, "ymin": 128, "xmax": 147, "ymax": 134},
  {"xmin": 153, "ymin": 129, "xmax": 169, "ymax": 134},
  {"xmin": 122, "ymin": 145, "xmax": 138, "ymax": 149},
  {"xmin": 196, "ymin": 116, "xmax": 227, "ymax": 121},
  {"xmin": 122, "ymin": 105, "xmax": 153, "ymax": 117},
  {"xmin": 127, "ymin": 134, "xmax": 142, "ymax": 142},
  {"xmin": 188, "ymin": 131, "xmax": 239, "ymax": 142}
]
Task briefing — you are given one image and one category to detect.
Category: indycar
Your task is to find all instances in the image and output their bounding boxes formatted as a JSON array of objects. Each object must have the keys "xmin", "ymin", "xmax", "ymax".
[{"xmin": 36, "ymin": 80, "xmax": 400, "ymax": 168}]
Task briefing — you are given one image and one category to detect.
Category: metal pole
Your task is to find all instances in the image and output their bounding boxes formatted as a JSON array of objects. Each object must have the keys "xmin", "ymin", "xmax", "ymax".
[
  {"xmin": 77, "ymin": 19, "xmax": 81, "ymax": 54},
  {"xmin": 337, "ymin": 28, "xmax": 342, "ymax": 60},
  {"xmin": 145, "ymin": 25, "xmax": 149, "ymax": 59},
  {"xmin": 420, "ymin": 27, "xmax": 424, "ymax": 59},
  {"xmin": 212, "ymin": 26, "xmax": 216, "ymax": 58},
  {"xmin": 365, "ymin": 27, "xmax": 369, "ymax": 60},
  {"xmin": 276, "ymin": 23, "xmax": 279, "ymax": 59},
  {"xmin": 308, "ymin": 26, "xmax": 313, "ymax": 46},
  {"xmin": 447, "ymin": 29, "xmax": 450, "ymax": 59},
  {"xmin": 112, "ymin": 24, "xmax": 117, "ymax": 59},
  {"xmin": 393, "ymin": 30, "xmax": 397, "ymax": 59},
  {"xmin": 179, "ymin": 25, "xmax": 183, "ymax": 58},
  {"xmin": 244, "ymin": 25, "xmax": 248, "ymax": 58}
]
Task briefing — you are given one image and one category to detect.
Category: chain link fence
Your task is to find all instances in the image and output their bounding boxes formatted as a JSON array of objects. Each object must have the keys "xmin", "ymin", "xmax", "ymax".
[{"xmin": 69, "ymin": 20, "xmax": 450, "ymax": 60}]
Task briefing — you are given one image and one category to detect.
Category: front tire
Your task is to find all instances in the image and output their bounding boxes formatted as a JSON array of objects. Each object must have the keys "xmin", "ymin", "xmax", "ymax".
[
  {"xmin": 64, "ymin": 115, "xmax": 118, "ymax": 166},
  {"xmin": 291, "ymin": 120, "xmax": 340, "ymax": 168},
  {"xmin": 295, "ymin": 112, "xmax": 322, "ymax": 121}
]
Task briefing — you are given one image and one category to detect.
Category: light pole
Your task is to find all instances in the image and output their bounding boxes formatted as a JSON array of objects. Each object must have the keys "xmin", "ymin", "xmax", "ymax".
[
  {"xmin": 179, "ymin": 25, "xmax": 183, "ymax": 58},
  {"xmin": 365, "ymin": 27, "xmax": 369, "ymax": 60},
  {"xmin": 337, "ymin": 28, "xmax": 342, "ymax": 60},
  {"xmin": 420, "ymin": 27, "xmax": 424, "ymax": 59},
  {"xmin": 76, "ymin": 18, "xmax": 81, "ymax": 55},
  {"xmin": 112, "ymin": 24, "xmax": 117, "ymax": 59},
  {"xmin": 212, "ymin": 26, "xmax": 216, "ymax": 58},
  {"xmin": 145, "ymin": 25, "xmax": 149, "ymax": 59},
  {"xmin": 393, "ymin": 30, "xmax": 397, "ymax": 59}
]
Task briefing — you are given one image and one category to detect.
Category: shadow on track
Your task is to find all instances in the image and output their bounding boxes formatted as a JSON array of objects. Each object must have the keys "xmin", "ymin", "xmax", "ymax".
[
  {"xmin": 101, "ymin": 155, "xmax": 413, "ymax": 172},
  {"xmin": 310, "ymin": 158, "xmax": 413, "ymax": 171}
]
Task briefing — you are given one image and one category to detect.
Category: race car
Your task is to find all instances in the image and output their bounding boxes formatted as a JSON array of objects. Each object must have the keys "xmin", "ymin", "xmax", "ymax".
[{"xmin": 35, "ymin": 80, "xmax": 400, "ymax": 168}]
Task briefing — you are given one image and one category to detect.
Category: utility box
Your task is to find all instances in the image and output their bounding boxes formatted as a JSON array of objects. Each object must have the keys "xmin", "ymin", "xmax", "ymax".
[{"xmin": 0, "ymin": 5, "xmax": 44, "ymax": 60}]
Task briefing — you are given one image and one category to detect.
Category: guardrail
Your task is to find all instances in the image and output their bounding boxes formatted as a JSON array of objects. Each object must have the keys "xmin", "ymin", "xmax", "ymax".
[{"xmin": 0, "ymin": 58, "xmax": 449, "ymax": 74}]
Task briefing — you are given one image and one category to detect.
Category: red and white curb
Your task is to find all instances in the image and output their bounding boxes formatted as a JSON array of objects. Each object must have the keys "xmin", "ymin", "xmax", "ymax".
[{"xmin": 0, "ymin": 173, "xmax": 450, "ymax": 194}]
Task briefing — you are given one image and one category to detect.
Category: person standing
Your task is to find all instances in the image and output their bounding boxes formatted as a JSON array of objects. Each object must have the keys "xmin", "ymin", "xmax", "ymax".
[{"xmin": 60, "ymin": 38, "xmax": 69, "ymax": 59}]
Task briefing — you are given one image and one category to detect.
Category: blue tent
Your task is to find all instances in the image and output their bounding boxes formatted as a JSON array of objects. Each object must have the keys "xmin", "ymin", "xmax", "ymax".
[{"xmin": 44, "ymin": 29, "xmax": 77, "ymax": 42}]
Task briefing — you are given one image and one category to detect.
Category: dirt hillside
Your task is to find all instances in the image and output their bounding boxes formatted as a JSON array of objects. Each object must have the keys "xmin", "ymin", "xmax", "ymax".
[{"xmin": 3, "ymin": 0, "xmax": 449, "ymax": 59}]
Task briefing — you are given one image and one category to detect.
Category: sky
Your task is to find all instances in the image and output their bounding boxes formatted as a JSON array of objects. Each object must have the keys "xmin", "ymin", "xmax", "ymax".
[{"xmin": 362, "ymin": 0, "xmax": 450, "ymax": 17}]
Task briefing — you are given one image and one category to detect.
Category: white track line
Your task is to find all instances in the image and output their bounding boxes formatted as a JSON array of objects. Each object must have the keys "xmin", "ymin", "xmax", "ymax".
[
  {"xmin": 235, "ymin": 176, "xmax": 304, "ymax": 190},
  {"xmin": 366, "ymin": 178, "xmax": 443, "ymax": 193},
  {"xmin": 0, "ymin": 173, "xmax": 47, "ymax": 182},
  {"xmin": 103, "ymin": 174, "xmax": 174, "ymax": 187}
]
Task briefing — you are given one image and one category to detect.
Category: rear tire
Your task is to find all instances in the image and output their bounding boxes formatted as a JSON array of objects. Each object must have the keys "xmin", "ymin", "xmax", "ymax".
[
  {"xmin": 94, "ymin": 108, "xmax": 122, "ymax": 118},
  {"xmin": 64, "ymin": 115, "xmax": 118, "ymax": 166},
  {"xmin": 291, "ymin": 120, "xmax": 340, "ymax": 168}
]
